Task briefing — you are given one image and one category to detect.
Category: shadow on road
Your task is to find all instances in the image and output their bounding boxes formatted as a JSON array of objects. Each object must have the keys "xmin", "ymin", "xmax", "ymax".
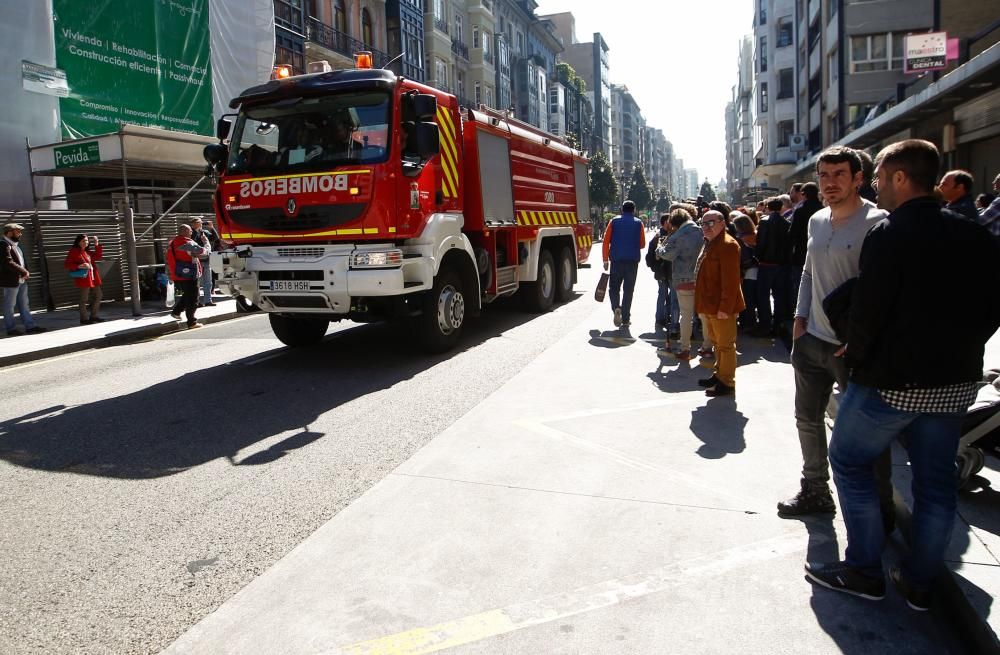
[
  {"xmin": 0, "ymin": 299, "xmax": 550, "ymax": 479},
  {"xmin": 689, "ymin": 398, "xmax": 747, "ymax": 459}
]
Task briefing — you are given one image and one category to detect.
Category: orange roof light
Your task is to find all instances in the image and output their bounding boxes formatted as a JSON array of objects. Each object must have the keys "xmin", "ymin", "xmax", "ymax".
[
  {"xmin": 354, "ymin": 52, "xmax": 373, "ymax": 69},
  {"xmin": 272, "ymin": 65, "xmax": 292, "ymax": 80}
]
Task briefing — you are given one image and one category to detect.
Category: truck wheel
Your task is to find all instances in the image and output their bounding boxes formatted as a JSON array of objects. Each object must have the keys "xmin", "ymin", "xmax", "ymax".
[
  {"xmin": 418, "ymin": 267, "xmax": 465, "ymax": 353},
  {"xmin": 555, "ymin": 245, "xmax": 575, "ymax": 303},
  {"xmin": 522, "ymin": 249, "xmax": 555, "ymax": 313},
  {"xmin": 268, "ymin": 314, "xmax": 329, "ymax": 347}
]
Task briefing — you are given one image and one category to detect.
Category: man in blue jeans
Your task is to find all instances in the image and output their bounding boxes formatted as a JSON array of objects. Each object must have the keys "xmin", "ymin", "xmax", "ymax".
[
  {"xmin": 602, "ymin": 200, "xmax": 646, "ymax": 328},
  {"xmin": 805, "ymin": 140, "xmax": 1000, "ymax": 611}
]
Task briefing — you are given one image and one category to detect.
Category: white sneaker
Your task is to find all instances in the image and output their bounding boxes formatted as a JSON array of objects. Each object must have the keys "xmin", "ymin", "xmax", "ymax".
[{"xmin": 613, "ymin": 307, "xmax": 622, "ymax": 327}]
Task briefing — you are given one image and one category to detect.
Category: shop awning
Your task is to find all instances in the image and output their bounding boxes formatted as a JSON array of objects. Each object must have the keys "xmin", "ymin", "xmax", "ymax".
[{"xmin": 28, "ymin": 124, "xmax": 216, "ymax": 180}]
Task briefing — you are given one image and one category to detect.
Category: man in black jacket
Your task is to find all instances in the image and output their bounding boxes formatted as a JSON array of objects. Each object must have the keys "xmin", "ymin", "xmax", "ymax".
[
  {"xmin": 805, "ymin": 140, "xmax": 1000, "ymax": 611},
  {"xmin": 646, "ymin": 213, "xmax": 674, "ymax": 331},
  {"xmin": 786, "ymin": 181, "xmax": 823, "ymax": 301}
]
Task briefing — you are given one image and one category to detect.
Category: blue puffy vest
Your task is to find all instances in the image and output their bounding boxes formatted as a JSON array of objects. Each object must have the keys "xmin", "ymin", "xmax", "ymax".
[{"xmin": 609, "ymin": 214, "xmax": 643, "ymax": 262}]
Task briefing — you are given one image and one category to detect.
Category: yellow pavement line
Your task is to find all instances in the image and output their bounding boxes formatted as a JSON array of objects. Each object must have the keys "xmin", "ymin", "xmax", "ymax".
[
  {"xmin": 329, "ymin": 533, "xmax": 809, "ymax": 655},
  {"xmin": 2, "ymin": 348, "xmax": 93, "ymax": 372}
]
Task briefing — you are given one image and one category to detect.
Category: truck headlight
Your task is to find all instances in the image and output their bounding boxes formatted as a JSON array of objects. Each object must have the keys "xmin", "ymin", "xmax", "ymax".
[{"xmin": 351, "ymin": 249, "xmax": 403, "ymax": 268}]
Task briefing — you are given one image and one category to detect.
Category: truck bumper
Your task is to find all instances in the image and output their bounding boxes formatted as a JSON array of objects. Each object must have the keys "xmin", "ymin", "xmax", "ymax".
[{"xmin": 211, "ymin": 245, "xmax": 430, "ymax": 315}]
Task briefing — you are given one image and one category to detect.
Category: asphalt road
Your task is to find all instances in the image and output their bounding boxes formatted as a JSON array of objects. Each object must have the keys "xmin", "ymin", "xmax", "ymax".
[{"xmin": 0, "ymin": 284, "xmax": 600, "ymax": 655}]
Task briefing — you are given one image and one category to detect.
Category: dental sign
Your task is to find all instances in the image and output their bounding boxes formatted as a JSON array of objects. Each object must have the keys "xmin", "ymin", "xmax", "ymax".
[
  {"xmin": 904, "ymin": 32, "xmax": 948, "ymax": 73},
  {"xmin": 239, "ymin": 174, "xmax": 350, "ymax": 198}
]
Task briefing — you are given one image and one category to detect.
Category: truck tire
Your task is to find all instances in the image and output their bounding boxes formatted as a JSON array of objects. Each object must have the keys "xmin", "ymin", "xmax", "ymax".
[
  {"xmin": 418, "ymin": 267, "xmax": 466, "ymax": 353},
  {"xmin": 555, "ymin": 245, "xmax": 575, "ymax": 303},
  {"xmin": 521, "ymin": 249, "xmax": 555, "ymax": 313},
  {"xmin": 269, "ymin": 314, "xmax": 329, "ymax": 347}
]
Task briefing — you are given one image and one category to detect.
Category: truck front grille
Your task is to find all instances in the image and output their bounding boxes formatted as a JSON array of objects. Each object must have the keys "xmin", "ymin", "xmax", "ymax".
[{"xmin": 276, "ymin": 247, "xmax": 325, "ymax": 258}]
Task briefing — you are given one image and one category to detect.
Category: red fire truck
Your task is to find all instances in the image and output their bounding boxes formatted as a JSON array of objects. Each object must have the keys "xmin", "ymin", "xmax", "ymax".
[{"xmin": 203, "ymin": 57, "xmax": 593, "ymax": 352}]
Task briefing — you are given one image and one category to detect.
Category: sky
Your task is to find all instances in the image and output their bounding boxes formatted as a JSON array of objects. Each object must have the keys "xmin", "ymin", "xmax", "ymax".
[{"xmin": 535, "ymin": 0, "xmax": 752, "ymax": 188}]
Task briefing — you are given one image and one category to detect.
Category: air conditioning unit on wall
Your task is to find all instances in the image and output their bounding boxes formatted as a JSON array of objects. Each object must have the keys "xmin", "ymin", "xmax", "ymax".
[{"xmin": 789, "ymin": 134, "xmax": 807, "ymax": 151}]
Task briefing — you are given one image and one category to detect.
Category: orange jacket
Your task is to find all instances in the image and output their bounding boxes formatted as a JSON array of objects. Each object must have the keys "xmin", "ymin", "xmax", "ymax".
[{"xmin": 695, "ymin": 231, "xmax": 745, "ymax": 316}]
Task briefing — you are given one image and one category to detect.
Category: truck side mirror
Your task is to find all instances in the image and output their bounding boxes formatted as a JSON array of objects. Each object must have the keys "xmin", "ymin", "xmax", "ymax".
[
  {"xmin": 412, "ymin": 95, "xmax": 437, "ymax": 121},
  {"xmin": 415, "ymin": 122, "xmax": 439, "ymax": 158},
  {"xmin": 216, "ymin": 116, "xmax": 233, "ymax": 141}
]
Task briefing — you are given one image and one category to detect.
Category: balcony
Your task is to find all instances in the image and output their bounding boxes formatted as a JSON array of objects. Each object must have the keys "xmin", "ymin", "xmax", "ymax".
[
  {"xmin": 451, "ymin": 40, "xmax": 469, "ymax": 61},
  {"xmin": 307, "ymin": 18, "xmax": 389, "ymax": 65},
  {"xmin": 434, "ymin": 17, "xmax": 449, "ymax": 35}
]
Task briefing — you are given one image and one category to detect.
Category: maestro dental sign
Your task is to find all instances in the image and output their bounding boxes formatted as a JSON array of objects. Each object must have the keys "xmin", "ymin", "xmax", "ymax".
[{"xmin": 53, "ymin": 0, "xmax": 213, "ymax": 138}]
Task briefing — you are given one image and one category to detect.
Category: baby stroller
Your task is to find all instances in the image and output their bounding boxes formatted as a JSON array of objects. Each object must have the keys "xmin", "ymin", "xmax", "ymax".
[{"xmin": 956, "ymin": 369, "xmax": 1000, "ymax": 490}]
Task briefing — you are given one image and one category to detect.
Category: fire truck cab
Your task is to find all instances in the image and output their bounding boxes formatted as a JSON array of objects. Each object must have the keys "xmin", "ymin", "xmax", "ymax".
[{"xmin": 204, "ymin": 61, "xmax": 592, "ymax": 352}]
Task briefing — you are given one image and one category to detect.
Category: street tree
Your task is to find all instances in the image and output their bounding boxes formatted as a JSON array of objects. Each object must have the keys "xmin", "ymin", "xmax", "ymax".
[
  {"xmin": 655, "ymin": 188, "xmax": 672, "ymax": 214},
  {"xmin": 588, "ymin": 151, "xmax": 618, "ymax": 216},
  {"xmin": 699, "ymin": 180, "xmax": 717, "ymax": 202},
  {"xmin": 630, "ymin": 165, "xmax": 653, "ymax": 212}
]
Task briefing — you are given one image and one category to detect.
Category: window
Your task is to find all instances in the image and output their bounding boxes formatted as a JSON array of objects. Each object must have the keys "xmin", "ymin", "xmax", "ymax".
[
  {"xmin": 778, "ymin": 68, "xmax": 794, "ymax": 99},
  {"xmin": 485, "ymin": 87, "xmax": 494, "ymax": 108},
  {"xmin": 847, "ymin": 103, "xmax": 877, "ymax": 131},
  {"xmin": 828, "ymin": 47, "xmax": 839, "ymax": 83},
  {"xmin": 850, "ymin": 33, "xmax": 904, "ymax": 73},
  {"xmin": 362, "ymin": 8, "xmax": 373, "ymax": 48},
  {"xmin": 473, "ymin": 25, "xmax": 480, "ymax": 48},
  {"xmin": 435, "ymin": 59, "xmax": 448, "ymax": 89},
  {"xmin": 759, "ymin": 0, "xmax": 767, "ymax": 24},
  {"xmin": 483, "ymin": 31, "xmax": 492, "ymax": 56},
  {"xmin": 433, "ymin": 0, "xmax": 444, "ymax": 21},
  {"xmin": 454, "ymin": 14, "xmax": 463, "ymax": 44},
  {"xmin": 516, "ymin": 31, "xmax": 523, "ymax": 56},
  {"xmin": 777, "ymin": 17, "xmax": 793, "ymax": 48},
  {"xmin": 828, "ymin": 0, "xmax": 838, "ymax": 19},
  {"xmin": 334, "ymin": 0, "xmax": 346, "ymax": 33},
  {"xmin": 760, "ymin": 82, "xmax": 769, "ymax": 112},
  {"xmin": 759, "ymin": 36, "xmax": 768, "ymax": 72},
  {"xmin": 475, "ymin": 81, "xmax": 481, "ymax": 105},
  {"xmin": 777, "ymin": 120, "xmax": 794, "ymax": 148}
]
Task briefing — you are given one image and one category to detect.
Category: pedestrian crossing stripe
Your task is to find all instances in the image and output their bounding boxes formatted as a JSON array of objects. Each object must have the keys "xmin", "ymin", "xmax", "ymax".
[{"xmin": 516, "ymin": 211, "xmax": 578, "ymax": 226}]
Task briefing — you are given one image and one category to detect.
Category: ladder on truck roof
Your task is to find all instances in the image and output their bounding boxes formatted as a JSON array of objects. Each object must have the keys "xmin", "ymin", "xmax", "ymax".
[{"xmin": 467, "ymin": 105, "xmax": 576, "ymax": 150}]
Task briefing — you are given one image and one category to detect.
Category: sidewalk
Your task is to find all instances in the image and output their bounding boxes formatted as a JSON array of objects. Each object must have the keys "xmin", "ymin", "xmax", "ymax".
[
  {"xmin": 0, "ymin": 296, "xmax": 241, "ymax": 368},
  {"xmin": 162, "ymin": 259, "xmax": 998, "ymax": 654}
]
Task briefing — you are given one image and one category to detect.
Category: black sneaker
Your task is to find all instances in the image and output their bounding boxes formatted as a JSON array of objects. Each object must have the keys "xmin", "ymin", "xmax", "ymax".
[
  {"xmin": 805, "ymin": 561, "xmax": 885, "ymax": 601},
  {"xmin": 698, "ymin": 375, "xmax": 720, "ymax": 388},
  {"xmin": 25, "ymin": 326, "xmax": 47, "ymax": 334},
  {"xmin": 705, "ymin": 382, "xmax": 735, "ymax": 397},
  {"xmin": 890, "ymin": 568, "xmax": 931, "ymax": 611},
  {"xmin": 777, "ymin": 480, "xmax": 837, "ymax": 517}
]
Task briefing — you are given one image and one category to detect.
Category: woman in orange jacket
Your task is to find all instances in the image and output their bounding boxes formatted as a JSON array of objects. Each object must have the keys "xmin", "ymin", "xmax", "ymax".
[{"xmin": 64, "ymin": 234, "xmax": 104, "ymax": 325}]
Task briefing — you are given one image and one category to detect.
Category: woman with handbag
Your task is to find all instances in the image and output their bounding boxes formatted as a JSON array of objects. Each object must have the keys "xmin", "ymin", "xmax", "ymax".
[{"xmin": 64, "ymin": 234, "xmax": 104, "ymax": 325}]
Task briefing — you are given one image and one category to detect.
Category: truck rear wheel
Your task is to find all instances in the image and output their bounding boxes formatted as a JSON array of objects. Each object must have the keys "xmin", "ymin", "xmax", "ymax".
[
  {"xmin": 555, "ymin": 245, "xmax": 575, "ymax": 303},
  {"xmin": 418, "ymin": 267, "xmax": 466, "ymax": 353},
  {"xmin": 522, "ymin": 249, "xmax": 555, "ymax": 313},
  {"xmin": 269, "ymin": 314, "xmax": 330, "ymax": 347}
]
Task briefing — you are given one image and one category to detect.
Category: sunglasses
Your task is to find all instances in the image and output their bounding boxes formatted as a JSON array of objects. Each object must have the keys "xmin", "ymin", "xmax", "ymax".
[{"xmin": 700, "ymin": 220, "xmax": 719, "ymax": 228}]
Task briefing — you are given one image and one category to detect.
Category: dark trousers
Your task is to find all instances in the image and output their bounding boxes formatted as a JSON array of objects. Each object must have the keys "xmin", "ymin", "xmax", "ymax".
[
  {"xmin": 792, "ymin": 332, "xmax": 892, "ymax": 508},
  {"xmin": 609, "ymin": 260, "xmax": 639, "ymax": 322},
  {"xmin": 172, "ymin": 279, "xmax": 199, "ymax": 325},
  {"xmin": 739, "ymin": 278, "xmax": 757, "ymax": 329},
  {"xmin": 756, "ymin": 265, "xmax": 790, "ymax": 331}
]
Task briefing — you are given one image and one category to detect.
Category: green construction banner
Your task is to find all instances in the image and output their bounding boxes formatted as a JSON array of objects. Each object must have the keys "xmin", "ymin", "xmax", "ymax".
[{"xmin": 53, "ymin": 0, "xmax": 213, "ymax": 138}]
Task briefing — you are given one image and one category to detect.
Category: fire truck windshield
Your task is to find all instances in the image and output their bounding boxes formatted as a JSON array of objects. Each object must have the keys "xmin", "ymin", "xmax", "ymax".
[{"xmin": 226, "ymin": 91, "xmax": 390, "ymax": 175}]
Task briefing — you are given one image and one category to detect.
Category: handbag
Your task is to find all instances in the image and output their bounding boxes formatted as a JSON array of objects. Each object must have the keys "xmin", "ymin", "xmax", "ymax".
[
  {"xmin": 68, "ymin": 269, "xmax": 89, "ymax": 279},
  {"xmin": 594, "ymin": 272, "xmax": 610, "ymax": 302}
]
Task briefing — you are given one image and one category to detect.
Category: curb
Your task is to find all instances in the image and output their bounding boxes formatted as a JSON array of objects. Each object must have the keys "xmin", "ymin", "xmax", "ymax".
[{"xmin": 0, "ymin": 310, "xmax": 240, "ymax": 368}]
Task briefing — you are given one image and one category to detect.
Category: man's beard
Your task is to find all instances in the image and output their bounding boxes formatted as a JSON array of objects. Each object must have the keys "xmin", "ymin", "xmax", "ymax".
[{"xmin": 8, "ymin": 235, "xmax": 19, "ymax": 242}]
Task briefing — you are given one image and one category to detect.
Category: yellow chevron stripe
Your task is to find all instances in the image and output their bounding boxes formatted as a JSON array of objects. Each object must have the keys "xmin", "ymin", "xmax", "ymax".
[{"xmin": 436, "ymin": 108, "xmax": 459, "ymax": 198}]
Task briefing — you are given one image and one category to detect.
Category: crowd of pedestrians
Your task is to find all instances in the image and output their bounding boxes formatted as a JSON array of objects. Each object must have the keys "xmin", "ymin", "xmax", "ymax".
[{"xmin": 610, "ymin": 138, "xmax": 1000, "ymax": 610}]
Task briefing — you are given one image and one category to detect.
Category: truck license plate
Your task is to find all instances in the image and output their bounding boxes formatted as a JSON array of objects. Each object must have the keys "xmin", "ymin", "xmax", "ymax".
[{"xmin": 270, "ymin": 280, "xmax": 310, "ymax": 291}]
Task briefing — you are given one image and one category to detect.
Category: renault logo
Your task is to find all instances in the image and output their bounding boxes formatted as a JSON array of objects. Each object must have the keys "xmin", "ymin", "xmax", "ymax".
[{"xmin": 286, "ymin": 198, "xmax": 297, "ymax": 215}]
